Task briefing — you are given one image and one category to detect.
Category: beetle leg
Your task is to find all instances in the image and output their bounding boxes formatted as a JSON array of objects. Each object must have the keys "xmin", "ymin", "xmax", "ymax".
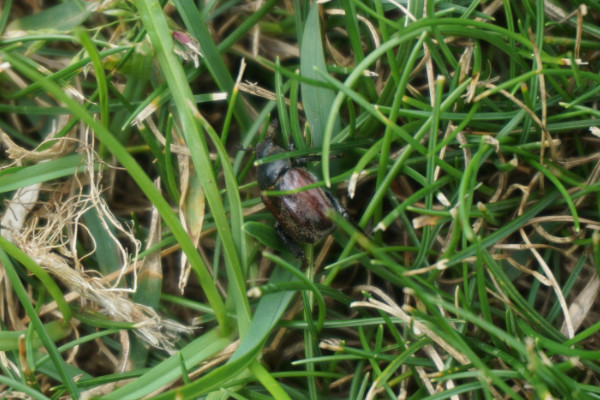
[
  {"xmin": 325, "ymin": 191, "xmax": 369, "ymax": 236},
  {"xmin": 275, "ymin": 222, "xmax": 306, "ymax": 262},
  {"xmin": 289, "ymin": 139, "xmax": 344, "ymax": 167},
  {"xmin": 325, "ymin": 191, "xmax": 350, "ymax": 221},
  {"xmin": 292, "ymin": 153, "xmax": 344, "ymax": 167},
  {"xmin": 286, "ymin": 141, "xmax": 314, "ymax": 166}
]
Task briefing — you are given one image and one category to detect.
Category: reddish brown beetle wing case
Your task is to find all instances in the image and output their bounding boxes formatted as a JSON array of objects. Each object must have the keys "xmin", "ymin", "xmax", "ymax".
[{"xmin": 261, "ymin": 168, "xmax": 336, "ymax": 244}]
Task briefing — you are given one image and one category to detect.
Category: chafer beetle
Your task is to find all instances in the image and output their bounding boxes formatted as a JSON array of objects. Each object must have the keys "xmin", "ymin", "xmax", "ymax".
[{"xmin": 255, "ymin": 135, "xmax": 349, "ymax": 261}]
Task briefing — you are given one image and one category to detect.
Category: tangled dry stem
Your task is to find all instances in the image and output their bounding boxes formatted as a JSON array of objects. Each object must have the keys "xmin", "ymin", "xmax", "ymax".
[{"xmin": 0, "ymin": 129, "xmax": 192, "ymax": 352}]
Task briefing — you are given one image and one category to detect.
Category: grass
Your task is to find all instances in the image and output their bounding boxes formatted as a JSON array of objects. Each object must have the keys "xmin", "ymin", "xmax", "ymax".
[{"xmin": 1, "ymin": 0, "xmax": 600, "ymax": 399}]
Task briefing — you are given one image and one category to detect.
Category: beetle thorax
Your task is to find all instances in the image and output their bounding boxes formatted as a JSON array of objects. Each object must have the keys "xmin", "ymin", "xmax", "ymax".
[{"xmin": 257, "ymin": 159, "xmax": 290, "ymax": 189}]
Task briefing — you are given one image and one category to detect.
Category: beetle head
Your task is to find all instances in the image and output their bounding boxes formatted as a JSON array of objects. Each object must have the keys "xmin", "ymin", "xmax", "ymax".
[
  {"xmin": 255, "ymin": 136, "xmax": 281, "ymax": 159},
  {"xmin": 255, "ymin": 137, "xmax": 292, "ymax": 190}
]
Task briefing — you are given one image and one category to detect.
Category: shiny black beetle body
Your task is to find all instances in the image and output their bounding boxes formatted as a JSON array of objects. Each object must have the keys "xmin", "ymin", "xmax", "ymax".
[{"xmin": 255, "ymin": 136, "xmax": 348, "ymax": 259}]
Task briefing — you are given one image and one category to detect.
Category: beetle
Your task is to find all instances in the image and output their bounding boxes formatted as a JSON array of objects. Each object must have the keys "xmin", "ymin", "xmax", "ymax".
[{"xmin": 255, "ymin": 134, "xmax": 349, "ymax": 261}]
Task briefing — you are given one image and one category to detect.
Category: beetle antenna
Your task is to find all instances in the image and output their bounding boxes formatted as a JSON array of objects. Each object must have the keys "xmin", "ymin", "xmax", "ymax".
[{"xmin": 264, "ymin": 118, "xmax": 279, "ymax": 141}]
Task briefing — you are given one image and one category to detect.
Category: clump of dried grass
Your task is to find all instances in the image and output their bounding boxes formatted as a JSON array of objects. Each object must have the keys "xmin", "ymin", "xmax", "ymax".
[{"xmin": 0, "ymin": 127, "xmax": 191, "ymax": 352}]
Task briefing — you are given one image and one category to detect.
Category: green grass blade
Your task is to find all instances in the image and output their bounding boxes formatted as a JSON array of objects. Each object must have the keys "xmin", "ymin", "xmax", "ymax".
[
  {"xmin": 0, "ymin": 247, "xmax": 79, "ymax": 398},
  {"xmin": 0, "ymin": 236, "xmax": 72, "ymax": 323},
  {"xmin": 300, "ymin": 3, "xmax": 340, "ymax": 147},
  {"xmin": 100, "ymin": 328, "xmax": 231, "ymax": 399},
  {"xmin": 173, "ymin": 0, "xmax": 253, "ymax": 131},
  {"xmin": 77, "ymin": 29, "xmax": 109, "ymax": 129},
  {"xmin": 0, "ymin": 154, "xmax": 83, "ymax": 194}
]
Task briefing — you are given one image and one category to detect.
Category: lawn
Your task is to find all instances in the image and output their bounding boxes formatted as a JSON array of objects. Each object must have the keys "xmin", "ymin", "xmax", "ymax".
[{"xmin": 1, "ymin": 0, "xmax": 600, "ymax": 399}]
